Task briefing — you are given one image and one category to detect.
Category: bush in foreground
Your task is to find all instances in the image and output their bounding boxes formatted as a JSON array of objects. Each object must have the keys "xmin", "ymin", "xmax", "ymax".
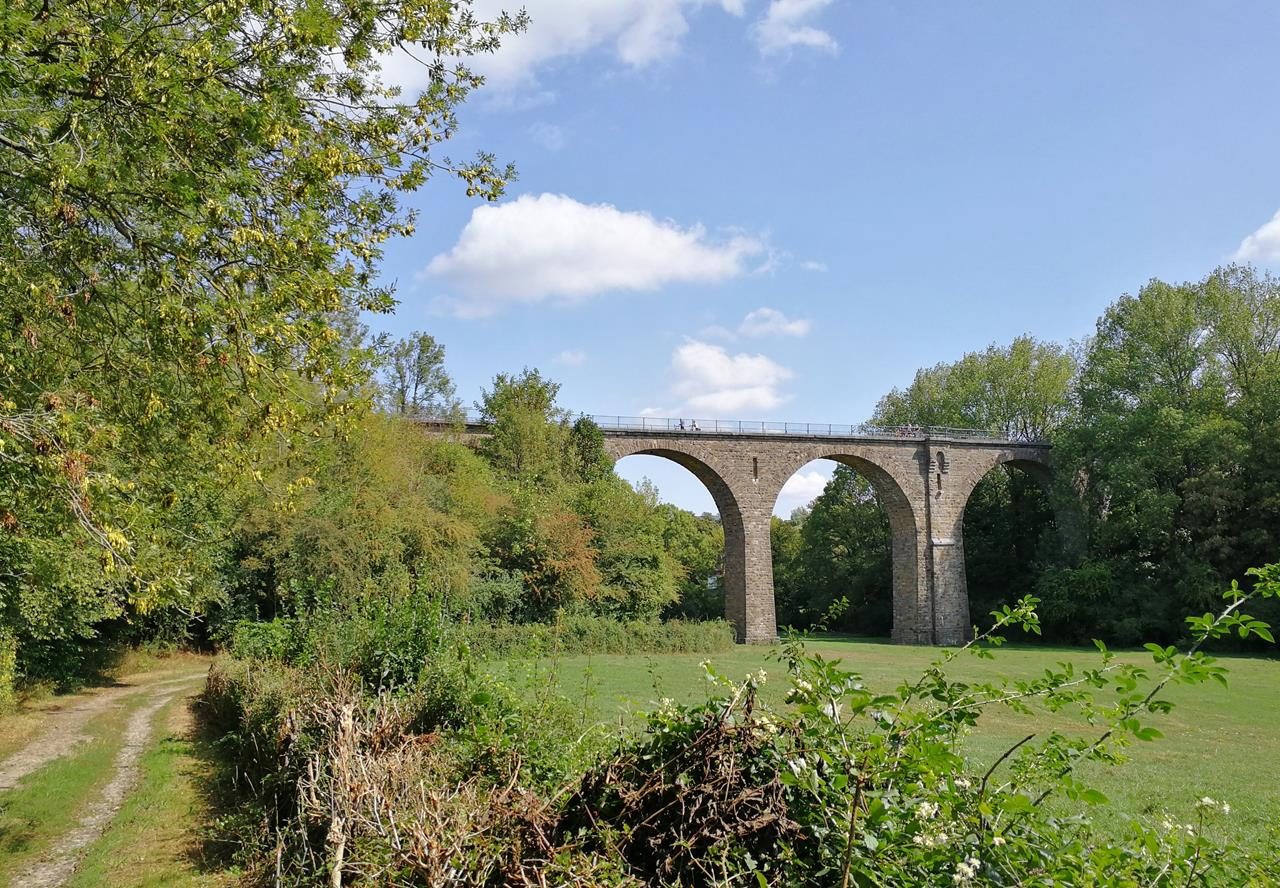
[{"xmin": 202, "ymin": 565, "xmax": 1280, "ymax": 886}]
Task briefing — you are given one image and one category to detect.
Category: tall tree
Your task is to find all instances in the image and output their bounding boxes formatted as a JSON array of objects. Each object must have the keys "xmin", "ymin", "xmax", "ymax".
[
  {"xmin": 476, "ymin": 369, "xmax": 569, "ymax": 484},
  {"xmin": 874, "ymin": 335, "xmax": 1078, "ymax": 440},
  {"xmin": 1048, "ymin": 267, "xmax": 1280, "ymax": 643},
  {"xmin": 771, "ymin": 467, "xmax": 893, "ymax": 635},
  {"xmin": 378, "ymin": 332, "xmax": 461, "ymax": 417},
  {"xmin": 0, "ymin": 0, "xmax": 522, "ymax": 680}
]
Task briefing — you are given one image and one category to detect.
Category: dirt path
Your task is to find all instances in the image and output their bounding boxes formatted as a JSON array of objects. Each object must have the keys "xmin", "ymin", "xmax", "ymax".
[
  {"xmin": 0, "ymin": 671, "xmax": 204, "ymax": 793},
  {"xmin": 1, "ymin": 667, "xmax": 208, "ymax": 888}
]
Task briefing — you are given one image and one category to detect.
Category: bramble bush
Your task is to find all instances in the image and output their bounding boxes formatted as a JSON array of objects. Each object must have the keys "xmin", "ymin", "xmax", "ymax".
[
  {"xmin": 569, "ymin": 564, "xmax": 1280, "ymax": 886},
  {"xmin": 203, "ymin": 564, "xmax": 1280, "ymax": 885}
]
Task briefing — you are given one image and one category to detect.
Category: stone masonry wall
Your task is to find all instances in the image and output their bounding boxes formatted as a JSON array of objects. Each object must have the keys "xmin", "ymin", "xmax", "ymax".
[{"xmin": 604, "ymin": 432, "xmax": 1053, "ymax": 646}]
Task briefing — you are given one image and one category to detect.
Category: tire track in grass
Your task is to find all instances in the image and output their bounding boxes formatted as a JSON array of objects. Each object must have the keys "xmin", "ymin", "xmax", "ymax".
[
  {"xmin": 7, "ymin": 673, "xmax": 206, "ymax": 888},
  {"xmin": 0, "ymin": 673, "xmax": 203, "ymax": 793}
]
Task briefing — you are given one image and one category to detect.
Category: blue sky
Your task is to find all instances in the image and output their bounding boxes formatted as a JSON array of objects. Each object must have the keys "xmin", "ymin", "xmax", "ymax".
[{"xmin": 368, "ymin": 0, "xmax": 1280, "ymax": 516}]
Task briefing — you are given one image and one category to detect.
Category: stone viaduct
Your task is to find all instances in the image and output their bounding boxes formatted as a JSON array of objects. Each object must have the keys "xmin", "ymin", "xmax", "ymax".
[
  {"xmin": 424, "ymin": 417, "xmax": 1054, "ymax": 647},
  {"xmin": 598, "ymin": 420, "xmax": 1053, "ymax": 646}
]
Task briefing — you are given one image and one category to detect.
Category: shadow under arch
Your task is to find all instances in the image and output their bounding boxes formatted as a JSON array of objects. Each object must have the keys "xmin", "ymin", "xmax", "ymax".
[
  {"xmin": 607, "ymin": 446, "xmax": 750, "ymax": 637},
  {"xmin": 956, "ymin": 451, "xmax": 1077, "ymax": 553},
  {"xmin": 774, "ymin": 451, "xmax": 925, "ymax": 645},
  {"xmin": 942, "ymin": 448, "xmax": 1077, "ymax": 641}
]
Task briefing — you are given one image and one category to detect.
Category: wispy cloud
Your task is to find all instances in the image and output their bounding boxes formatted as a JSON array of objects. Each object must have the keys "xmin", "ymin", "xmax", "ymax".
[
  {"xmin": 753, "ymin": 0, "xmax": 838, "ymax": 57},
  {"xmin": 528, "ymin": 122, "xmax": 566, "ymax": 151},
  {"xmin": 381, "ymin": 0, "xmax": 747, "ymax": 95},
  {"xmin": 739, "ymin": 307, "xmax": 811, "ymax": 338},
  {"xmin": 554, "ymin": 349, "xmax": 587, "ymax": 366},
  {"xmin": 670, "ymin": 339, "xmax": 794, "ymax": 413}
]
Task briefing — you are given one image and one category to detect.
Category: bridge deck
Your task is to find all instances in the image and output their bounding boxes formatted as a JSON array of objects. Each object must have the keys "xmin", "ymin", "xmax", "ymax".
[{"xmin": 417, "ymin": 414, "xmax": 1047, "ymax": 447}]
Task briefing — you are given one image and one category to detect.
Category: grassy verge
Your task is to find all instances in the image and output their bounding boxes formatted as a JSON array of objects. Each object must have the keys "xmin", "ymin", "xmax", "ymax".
[
  {"xmin": 0, "ymin": 694, "xmax": 140, "ymax": 884},
  {"xmin": 491, "ymin": 636, "xmax": 1280, "ymax": 849},
  {"xmin": 0, "ymin": 701, "xmax": 58, "ymax": 764},
  {"xmin": 67, "ymin": 694, "xmax": 235, "ymax": 888}
]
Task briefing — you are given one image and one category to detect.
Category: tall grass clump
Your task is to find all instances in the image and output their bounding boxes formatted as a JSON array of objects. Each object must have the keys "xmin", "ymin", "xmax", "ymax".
[
  {"xmin": 0, "ymin": 630, "xmax": 17, "ymax": 711},
  {"xmin": 457, "ymin": 614, "xmax": 735, "ymax": 660}
]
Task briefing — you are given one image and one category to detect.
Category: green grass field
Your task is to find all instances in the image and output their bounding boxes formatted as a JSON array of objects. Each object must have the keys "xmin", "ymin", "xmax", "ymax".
[{"xmin": 489, "ymin": 636, "xmax": 1280, "ymax": 850}]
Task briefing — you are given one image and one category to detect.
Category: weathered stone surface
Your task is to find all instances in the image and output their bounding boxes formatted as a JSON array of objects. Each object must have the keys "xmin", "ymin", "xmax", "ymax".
[{"xmin": 603, "ymin": 431, "xmax": 1053, "ymax": 646}]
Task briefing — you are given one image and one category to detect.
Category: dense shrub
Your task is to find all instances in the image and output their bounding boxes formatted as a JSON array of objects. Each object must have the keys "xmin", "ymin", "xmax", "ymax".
[
  {"xmin": 444, "ymin": 571, "xmax": 528, "ymax": 623},
  {"xmin": 227, "ymin": 618, "xmax": 300, "ymax": 663},
  {"xmin": 200, "ymin": 651, "xmax": 601, "ymax": 884}
]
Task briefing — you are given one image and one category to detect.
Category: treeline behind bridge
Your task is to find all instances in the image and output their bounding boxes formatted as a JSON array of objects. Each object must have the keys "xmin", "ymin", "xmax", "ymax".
[{"xmin": 774, "ymin": 265, "xmax": 1280, "ymax": 646}]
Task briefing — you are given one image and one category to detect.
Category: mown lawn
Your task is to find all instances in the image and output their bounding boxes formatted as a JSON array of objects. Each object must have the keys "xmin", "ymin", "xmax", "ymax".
[{"xmin": 489, "ymin": 636, "xmax": 1280, "ymax": 850}]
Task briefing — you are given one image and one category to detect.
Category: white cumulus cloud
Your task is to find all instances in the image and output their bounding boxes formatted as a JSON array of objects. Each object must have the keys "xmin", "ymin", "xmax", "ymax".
[
  {"xmin": 671, "ymin": 340, "xmax": 794, "ymax": 413},
  {"xmin": 425, "ymin": 193, "xmax": 765, "ymax": 317},
  {"xmin": 775, "ymin": 468, "xmax": 831, "ymax": 515},
  {"xmin": 378, "ymin": 0, "xmax": 746, "ymax": 93},
  {"xmin": 739, "ymin": 307, "xmax": 811, "ymax": 338},
  {"xmin": 1233, "ymin": 210, "xmax": 1280, "ymax": 263},
  {"xmin": 754, "ymin": 0, "xmax": 838, "ymax": 56}
]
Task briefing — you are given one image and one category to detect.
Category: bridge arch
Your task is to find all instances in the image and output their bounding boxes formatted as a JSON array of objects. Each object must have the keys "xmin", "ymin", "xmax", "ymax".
[
  {"xmin": 953, "ymin": 451, "xmax": 1054, "ymax": 505},
  {"xmin": 926, "ymin": 447, "xmax": 1064, "ymax": 643},
  {"xmin": 603, "ymin": 440, "xmax": 764, "ymax": 641},
  {"xmin": 610, "ymin": 447, "xmax": 743, "ymax": 522},
  {"xmin": 766, "ymin": 449, "xmax": 928, "ymax": 644}
]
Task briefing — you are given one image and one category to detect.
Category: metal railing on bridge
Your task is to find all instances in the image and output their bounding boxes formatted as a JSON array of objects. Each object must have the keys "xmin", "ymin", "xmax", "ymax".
[
  {"xmin": 418, "ymin": 413, "xmax": 1045, "ymax": 445},
  {"xmin": 588, "ymin": 415, "xmax": 1041, "ymax": 443}
]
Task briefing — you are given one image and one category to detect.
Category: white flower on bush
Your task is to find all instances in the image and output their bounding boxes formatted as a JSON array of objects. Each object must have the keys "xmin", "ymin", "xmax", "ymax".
[
  {"xmin": 755, "ymin": 714, "xmax": 779, "ymax": 735},
  {"xmin": 788, "ymin": 756, "xmax": 808, "ymax": 777},
  {"xmin": 992, "ymin": 835, "xmax": 1005, "ymax": 847},
  {"xmin": 912, "ymin": 831, "xmax": 949, "ymax": 849},
  {"xmin": 785, "ymin": 677, "xmax": 814, "ymax": 703},
  {"xmin": 954, "ymin": 777, "xmax": 971, "ymax": 790},
  {"xmin": 915, "ymin": 801, "xmax": 939, "ymax": 821},
  {"xmin": 822, "ymin": 699, "xmax": 842, "ymax": 720},
  {"xmin": 953, "ymin": 857, "xmax": 981, "ymax": 884},
  {"xmin": 749, "ymin": 668, "xmax": 768, "ymax": 685}
]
